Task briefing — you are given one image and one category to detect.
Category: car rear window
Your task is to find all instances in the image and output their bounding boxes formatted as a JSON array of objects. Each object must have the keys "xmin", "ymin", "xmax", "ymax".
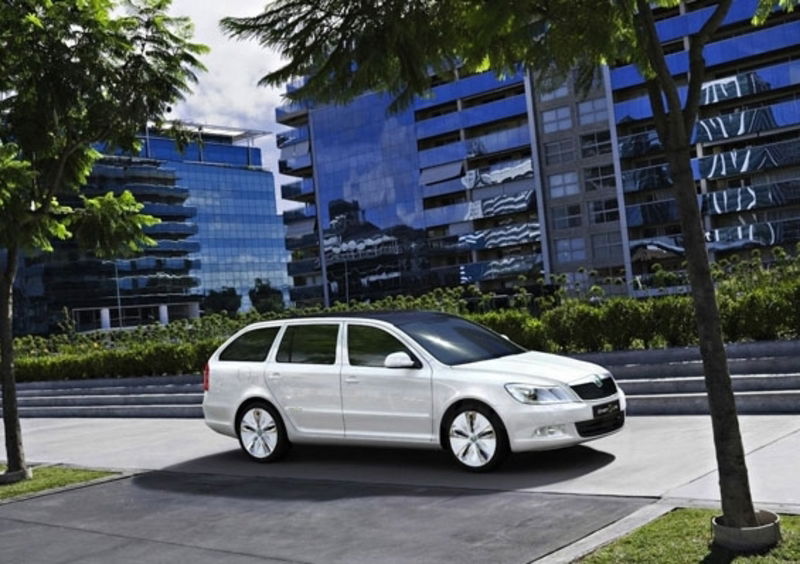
[
  {"xmin": 276, "ymin": 324, "xmax": 339, "ymax": 364},
  {"xmin": 218, "ymin": 327, "xmax": 280, "ymax": 362}
]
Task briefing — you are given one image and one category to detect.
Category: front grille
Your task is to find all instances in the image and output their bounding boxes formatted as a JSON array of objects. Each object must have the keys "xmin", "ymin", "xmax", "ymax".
[
  {"xmin": 571, "ymin": 376, "xmax": 617, "ymax": 400},
  {"xmin": 575, "ymin": 412, "xmax": 625, "ymax": 438}
]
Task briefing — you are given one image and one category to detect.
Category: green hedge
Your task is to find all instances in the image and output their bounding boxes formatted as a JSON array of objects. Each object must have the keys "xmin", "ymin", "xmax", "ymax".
[{"xmin": 12, "ymin": 276, "xmax": 800, "ymax": 382}]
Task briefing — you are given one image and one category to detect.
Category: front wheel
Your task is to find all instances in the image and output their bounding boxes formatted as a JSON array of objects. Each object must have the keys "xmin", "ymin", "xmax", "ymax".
[
  {"xmin": 237, "ymin": 401, "xmax": 289, "ymax": 463},
  {"xmin": 444, "ymin": 403, "xmax": 509, "ymax": 472}
]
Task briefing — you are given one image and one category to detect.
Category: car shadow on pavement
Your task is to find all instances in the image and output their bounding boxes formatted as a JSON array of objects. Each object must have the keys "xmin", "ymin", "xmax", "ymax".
[{"xmin": 131, "ymin": 443, "xmax": 616, "ymax": 500}]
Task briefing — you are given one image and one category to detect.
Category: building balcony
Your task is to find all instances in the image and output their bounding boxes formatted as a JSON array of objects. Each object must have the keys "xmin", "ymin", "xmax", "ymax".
[
  {"xmin": 279, "ymin": 153, "xmax": 312, "ymax": 176},
  {"xmin": 701, "ymin": 179, "xmax": 800, "ymax": 216},
  {"xmin": 696, "ymin": 137, "xmax": 800, "ymax": 181},
  {"xmin": 694, "ymin": 98, "xmax": 800, "ymax": 144},
  {"xmin": 151, "ymin": 240, "xmax": 201, "ymax": 254},
  {"xmin": 618, "ymin": 130, "xmax": 661, "ymax": 159},
  {"xmin": 424, "ymin": 188, "xmax": 535, "ymax": 228},
  {"xmin": 285, "ymin": 232, "xmax": 319, "ymax": 251},
  {"xmin": 141, "ymin": 203, "xmax": 197, "ymax": 219},
  {"xmin": 283, "ymin": 204, "xmax": 317, "ymax": 223},
  {"xmin": 626, "ymin": 200, "xmax": 678, "ymax": 228},
  {"xmin": 431, "ymin": 254, "xmax": 541, "ymax": 285},
  {"xmin": 414, "ymin": 70, "xmax": 525, "ymax": 112},
  {"xmin": 289, "ymin": 283, "xmax": 324, "ymax": 302},
  {"xmin": 281, "ymin": 178, "xmax": 315, "ymax": 202},
  {"xmin": 287, "ymin": 257, "xmax": 320, "ymax": 277},
  {"xmin": 276, "ymin": 100, "xmax": 311, "ymax": 125},
  {"xmin": 144, "ymin": 222, "xmax": 199, "ymax": 237},
  {"xmin": 621, "ymin": 163, "xmax": 673, "ymax": 193},
  {"xmin": 276, "ymin": 126, "xmax": 310, "ymax": 149},
  {"xmin": 416, "ymin": 94, "xmax": 528, "ymax": 140}
]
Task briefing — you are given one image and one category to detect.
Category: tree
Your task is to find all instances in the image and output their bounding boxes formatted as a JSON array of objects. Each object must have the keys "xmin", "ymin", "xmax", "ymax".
[
  {"xmin": 223, "ymin": 0, "xmax": 798, "ymax": 531},
  {"xmin": 202, "ymin": 287, "xmax": 242, "ymax": 316},
  {"xmin": 0, "ymin": 0, "xmax": 207, "ymax": 484},
  {"xmin": 249, "ymin": 278, "xmax": 285, "ymax": 314}
]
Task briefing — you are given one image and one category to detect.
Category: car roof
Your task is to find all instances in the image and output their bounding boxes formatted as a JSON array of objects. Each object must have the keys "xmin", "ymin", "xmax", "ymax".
[{"xmin": 279, "ymin": 310, "xmax": 462, "ymax": 326}]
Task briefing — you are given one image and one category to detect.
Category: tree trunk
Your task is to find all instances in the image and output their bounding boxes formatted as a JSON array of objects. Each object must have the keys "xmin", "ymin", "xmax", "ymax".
[
  {"xmin": 665, "ymin": 140, "xmax": 756, "ymax": 528},
  {"xmin": 0, "ymin": 245, "xmax": 30, "ymax": 483}
]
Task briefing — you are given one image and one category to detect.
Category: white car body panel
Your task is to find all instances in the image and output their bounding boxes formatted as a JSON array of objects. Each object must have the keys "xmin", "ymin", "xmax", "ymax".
[{"xmin": 202, "ymin": 314, "xmax": 625, "ymax": 456}]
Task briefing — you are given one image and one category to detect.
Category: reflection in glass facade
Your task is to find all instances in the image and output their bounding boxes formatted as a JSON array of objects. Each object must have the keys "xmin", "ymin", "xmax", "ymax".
[
  {"xmin": 278, "ymin": 71, "xmax": 544, "ymax": 305},
  {"xmin": 143, "ymin": 130, "xmax": 290, "ymax": 312},
  {"xmin": 612, "ymin": 0, "xmax": 800, "ymax": 292},
  {"xmin": 16, "ymin": 157, "xmax": 201, "ymax": 334}
]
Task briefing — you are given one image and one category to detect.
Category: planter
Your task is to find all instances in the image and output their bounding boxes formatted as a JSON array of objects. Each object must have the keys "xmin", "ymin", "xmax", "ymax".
[
  {"xmin": 0, "ymin": 468, "xmax": 33, "ymax": 484},
  {"xmin": 712, "ymin": 510, "xmax": 781, "ymax": 553}
]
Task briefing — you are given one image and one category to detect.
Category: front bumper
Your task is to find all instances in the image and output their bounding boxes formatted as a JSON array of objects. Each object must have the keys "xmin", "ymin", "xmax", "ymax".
[{"xmin": 505, "ymin": 390, "xmax": 626, "ymax": 453}]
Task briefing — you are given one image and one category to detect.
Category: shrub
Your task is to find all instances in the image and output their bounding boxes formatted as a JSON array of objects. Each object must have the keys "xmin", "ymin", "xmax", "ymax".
[
  {"xmin": 541, "ymin": 300, "xmax": 605, "ymax": 352},
  {"xmin": 468, "ymin": 310, "xmax": 552, "ymax": 351},
  {"xmin": 601, "ymin": 298, "xmax": 654, "ymax": 350},
  {"xmin": 650, "ymin": 296, "xmax": 697, "ymax": 347}
]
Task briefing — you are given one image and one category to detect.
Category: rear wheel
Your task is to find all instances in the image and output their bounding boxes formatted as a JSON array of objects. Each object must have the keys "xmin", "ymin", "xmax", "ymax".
[
  {"xmin": 444, "ymin": 403, "xmax": 509, "ymax": 472},
  {"xmin": 237, "ymin": 401, "xmax": 289, "ymax": 462}
]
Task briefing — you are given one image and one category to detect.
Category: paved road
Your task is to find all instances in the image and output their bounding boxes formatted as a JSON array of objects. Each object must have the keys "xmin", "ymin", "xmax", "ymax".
[{"xmin": 1, "ymin": 415, "xmax": 799, "ymax": 563}]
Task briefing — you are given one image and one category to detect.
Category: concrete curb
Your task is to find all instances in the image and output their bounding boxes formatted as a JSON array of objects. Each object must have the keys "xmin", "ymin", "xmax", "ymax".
[{"xmin": 530, "ymin": 501, "xmax": 675, "ymax": 563}]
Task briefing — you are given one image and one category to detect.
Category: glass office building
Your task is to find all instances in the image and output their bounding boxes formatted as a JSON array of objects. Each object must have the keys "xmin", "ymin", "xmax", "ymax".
[
  {"xmin": 12, "ymin": 124, "xmax": 289, "ymax": 334},
  {"xmin": 142, "ymin": 126, "xmax": 290, "ymax": 311},
  {"xmin": 17, "ymin": 156, "xmax": 201, "ymax": 333},
  {"xmin": 610, "ymin": 0, "xmax": 800, "ymax": 292},
  {"xmin": 278, "ymin": 0, "xmax": 800, "ymax": 303}
]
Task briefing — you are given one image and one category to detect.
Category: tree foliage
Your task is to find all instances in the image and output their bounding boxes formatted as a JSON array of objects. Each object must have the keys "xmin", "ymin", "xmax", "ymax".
[
  {"xmin": 223, "ymin": 0, "xmax": 799, "ymax": 534},
  {"xmin": 249, "ymin": 278, "xmax": 285, "ymax": 314},
  {"xmin": 0, "ymin": 0, "xmax": 207, "ymax": 482},
  {"xmin": 202, "ymin": 287, "xmax": 242, "ymax": 316}
]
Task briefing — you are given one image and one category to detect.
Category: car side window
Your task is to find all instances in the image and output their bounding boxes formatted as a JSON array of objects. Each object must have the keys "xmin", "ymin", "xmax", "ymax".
[
  {"xmin": 218, "ymin": 327, "xmax": 280, "ymax": 362},
  {"xmin": 347, "ymin": 325, "xmax": 416, "ymax": 368},
  {"xmin": 275, "ymin": 324, "xmax": 339, "ymax": 364}
]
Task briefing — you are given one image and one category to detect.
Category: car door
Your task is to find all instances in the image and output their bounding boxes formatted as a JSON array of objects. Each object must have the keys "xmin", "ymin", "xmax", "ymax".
[
  {"xmin": 341, "ymin": 322, "xmax": 433, "ymax": 442},
  {"xmin": 265, "ymin": 322, "xmax": 344, "ymax": 437}
]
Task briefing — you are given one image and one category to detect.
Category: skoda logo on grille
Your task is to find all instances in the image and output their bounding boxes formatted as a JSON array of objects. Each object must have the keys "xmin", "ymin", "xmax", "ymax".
[{"xmin": 592, "ymin": 374, "xmax": 604, "ymax": 388}]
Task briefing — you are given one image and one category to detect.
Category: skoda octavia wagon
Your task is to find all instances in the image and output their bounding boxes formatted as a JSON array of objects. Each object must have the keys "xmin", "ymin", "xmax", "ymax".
[{"xmin": 202, "ymin": 312, "xmax": 625, "ymax": 471}]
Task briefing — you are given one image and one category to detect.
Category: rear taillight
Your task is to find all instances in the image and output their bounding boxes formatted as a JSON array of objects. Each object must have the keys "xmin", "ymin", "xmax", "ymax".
[{"xmin": 203, "ymin": 363, "xmax": 210, "ymax": 391}]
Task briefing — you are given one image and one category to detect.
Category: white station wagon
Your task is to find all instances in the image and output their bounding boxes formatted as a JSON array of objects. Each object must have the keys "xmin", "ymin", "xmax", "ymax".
[{"xmin": 203, "ymin": 312, "xmax": 625, "ymax": 471}]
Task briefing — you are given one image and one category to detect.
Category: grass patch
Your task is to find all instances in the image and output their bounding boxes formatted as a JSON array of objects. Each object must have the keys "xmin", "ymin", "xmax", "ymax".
[
  {"xmin": 0, "ymin": 464, "xmax": 115, "ymax": 501},
  {"xmin": 581, "ymin": 508, "xmax": 800, "ymax": 563}
]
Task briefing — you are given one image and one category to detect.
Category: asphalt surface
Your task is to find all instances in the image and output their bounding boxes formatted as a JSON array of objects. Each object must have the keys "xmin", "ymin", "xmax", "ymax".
[
  {"xmin": 2, "ymin": 415, "xmax": 799, "ymax": 563},
  {"xmin": 0, "ymin": 471, "xmax": 647, "ymax": 564}
]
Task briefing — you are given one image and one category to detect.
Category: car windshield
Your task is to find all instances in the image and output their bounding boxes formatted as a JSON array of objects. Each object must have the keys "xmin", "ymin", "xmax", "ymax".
[{"xmin": 396, "ymin": 316, "xmax": 526, "ymax": 365}]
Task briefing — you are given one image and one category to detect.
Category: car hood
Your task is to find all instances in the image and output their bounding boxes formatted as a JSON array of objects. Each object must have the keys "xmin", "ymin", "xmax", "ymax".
[{"xmin": 456, "ymin": 351, "xmax": 608, "ymax": 386}]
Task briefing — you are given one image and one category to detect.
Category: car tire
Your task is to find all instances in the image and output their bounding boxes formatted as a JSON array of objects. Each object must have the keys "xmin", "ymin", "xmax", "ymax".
[
  {"xmin": 443, "ymin": 402, "xmax": 509, "ymax": 472},
  {"xmin": 236, "ymin": 401, "xmax": 290, "ymax": 463}
]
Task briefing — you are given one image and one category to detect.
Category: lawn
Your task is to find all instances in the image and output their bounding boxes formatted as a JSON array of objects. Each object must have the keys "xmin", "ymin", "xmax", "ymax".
[
  {"xmin": 0, "ymin": 464, "xmax": 115, "ymax": 501},
  {"xmin": 582, "ymin": 508, "xmax": 800, "ymax": 563}
]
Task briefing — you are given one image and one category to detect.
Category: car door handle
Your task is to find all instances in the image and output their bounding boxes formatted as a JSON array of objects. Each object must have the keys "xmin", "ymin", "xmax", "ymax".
[
  {"xmin": 344, "ymin": 376, "xmax": 359, "ymax": 384},
  {"xmin": 267, "ymin": 372, "xmax": 281, "ymax": 380}
]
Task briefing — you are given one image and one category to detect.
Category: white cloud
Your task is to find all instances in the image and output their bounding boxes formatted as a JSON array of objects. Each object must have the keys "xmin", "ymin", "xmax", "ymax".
[{"xmin": 167, "ymin": 0, "xmax": 298, "ymax": 211}]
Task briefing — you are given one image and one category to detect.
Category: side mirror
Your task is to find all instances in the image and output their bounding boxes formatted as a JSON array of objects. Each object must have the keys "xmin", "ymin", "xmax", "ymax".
[{"xmin": 384, "ymin": 351, "xmax": 416, "ymax": 369}]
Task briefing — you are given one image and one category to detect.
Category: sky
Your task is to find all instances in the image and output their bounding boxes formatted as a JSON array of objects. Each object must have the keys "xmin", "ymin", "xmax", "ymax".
[{"xmin": 167, "ymin": 1, "xmax": 295, "ymax": 211}]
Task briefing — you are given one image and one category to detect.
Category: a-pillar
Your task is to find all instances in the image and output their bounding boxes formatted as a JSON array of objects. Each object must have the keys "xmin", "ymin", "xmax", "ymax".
[
  {"xmin": 100, "ymin": 308, "xmax": 111, "ymax": 330},
  {"xmin": 158, "ymin": 304, "xmax": 169, "ymax": 325}
]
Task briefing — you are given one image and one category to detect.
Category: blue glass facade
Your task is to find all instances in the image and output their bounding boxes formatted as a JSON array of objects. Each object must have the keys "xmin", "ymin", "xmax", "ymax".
[
  {"xmin": 278, "ymin": 71, "xmax": 543, "ymax": 305},
  {"xmin": 611, "ymin": 0, "xmax": 800, "ymax": 289},
  {"xmin": 143, "ymin": 132, "xmax": 290, "ymax": 311}
]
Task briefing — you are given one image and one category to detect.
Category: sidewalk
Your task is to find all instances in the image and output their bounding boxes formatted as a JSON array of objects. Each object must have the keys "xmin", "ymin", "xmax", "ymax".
[{"xmin": 2, "ymin": 415, "xmax": 799, "ymax": 563}]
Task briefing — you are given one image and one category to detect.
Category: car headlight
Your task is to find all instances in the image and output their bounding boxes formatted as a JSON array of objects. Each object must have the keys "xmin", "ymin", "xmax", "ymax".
[{"xmin": 504, "ymin": 383, "xmax": 577, "ymax": 405}]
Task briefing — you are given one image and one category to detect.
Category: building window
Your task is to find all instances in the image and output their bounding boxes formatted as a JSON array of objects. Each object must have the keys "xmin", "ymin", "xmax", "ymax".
[
  {"xmin": 544, "ymin": 139, "xmax": 574, "ymax": 165},
  {"xmin": 542, "ymin": 106, "xmax": 572, "ymax": 133},
  {"xmin": 552, "ymin": 204, "xmax": 582, "ymax": 229},
  {"xmin": 540, "ymin": 83, "xmax": 569, "ymax": 102},
  {"xmin": 589, "ymin": 198, "xmax": 619, "ymax": 224},
  {"xmin": 578, "ymin": 98, "xmax": 608, "ymax": 126},
  {"xmin": 548, "ymin": 172, "xmax": 580, "ymax": 199},
  {"xmin": 555, "ymin": 237, "xmax": 586, "ymax": 263},
  {"xmin": 580, "ymin": 131, "xmax": 612, "ymax": 158},
  {"xmin": 592, "ymin": 232, "xmax": 622, "ymax": 261},
  {"xmin": 585, "ymin": 165, "xmax": 616, "ymax": 191}
]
